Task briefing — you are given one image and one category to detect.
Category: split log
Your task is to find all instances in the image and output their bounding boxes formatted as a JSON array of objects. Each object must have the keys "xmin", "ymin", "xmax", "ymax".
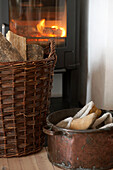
[
  {"xmin": 0, "ymin": 32, "xmax": 24, "ymax": 62},
  {"xmin": 6, "ymin": 31, "xmax": 27, "ymax": 61},
  {"xmin": 43, "ymin": 27, "xmax": 62, "ymax": 37},
  {"xmin": 27, "ymin": 44, "xmax": 44, "ymax": 61},
  {"xmin": 70, "ymin": 113, "xmax": 97, "ymax": 130}
]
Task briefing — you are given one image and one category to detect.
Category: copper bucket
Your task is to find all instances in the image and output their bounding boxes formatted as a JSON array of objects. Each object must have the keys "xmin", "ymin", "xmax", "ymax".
[{"xmin": 43, "ymin": 108, "xmax": 113, "ymax": 170}]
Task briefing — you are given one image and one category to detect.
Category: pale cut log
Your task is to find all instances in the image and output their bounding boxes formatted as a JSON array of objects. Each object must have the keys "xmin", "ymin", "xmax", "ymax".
[
  {"xmin": 6, "ymin": 31, "xmax": 27, "ymax": 61},
  {"xmin": 70, "ymin": 113, "xmax": 97, "ymax": 130},
  {"xmin": 0, "ymin": 32, "xmax": 24, "ymax": 62},
  {"xmin": 56, "ymin": 117, "xmax": 73, "ymax": 129},
  {"xmin": 27, "ymin": 44, "xmax": 44, "ymax": 61}
]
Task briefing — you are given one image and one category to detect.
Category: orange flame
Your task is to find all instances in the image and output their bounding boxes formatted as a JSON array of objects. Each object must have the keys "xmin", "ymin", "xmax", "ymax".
[
  {"xmin": 36, "ymin": 19, "xmax": 45, "ymax": 34},
  {"xmin": 51, "ymin": 26, "xmax": 66, "ymax": 37},
  {"xmin": 36, "ymin": 19, "xmax": 66, "ymax": 37}
]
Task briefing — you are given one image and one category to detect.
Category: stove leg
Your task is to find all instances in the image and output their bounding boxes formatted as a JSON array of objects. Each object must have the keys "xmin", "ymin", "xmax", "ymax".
[{"xmin": 63, "ymin": 69, "xmax": 79, "ymax": 107}]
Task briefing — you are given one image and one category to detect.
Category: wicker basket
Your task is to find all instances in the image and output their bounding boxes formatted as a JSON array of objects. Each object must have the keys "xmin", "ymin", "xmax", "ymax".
[{"xmin": 0, "ymin": 40, "xmax": 57, "ymax": 158}]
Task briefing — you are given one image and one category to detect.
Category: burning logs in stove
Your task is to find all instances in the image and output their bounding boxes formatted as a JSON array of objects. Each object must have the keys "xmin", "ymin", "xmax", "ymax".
[
  {"xmin": 10, "ymin": 23, "xmax": 64, "ymax": 38},
  {"xmin": 37, "ymin": 20, "xmax": 65, "ymax": 37},
  {"xmin": 42, "ymin": 27, "xmax": 63, "ymax": 37}
]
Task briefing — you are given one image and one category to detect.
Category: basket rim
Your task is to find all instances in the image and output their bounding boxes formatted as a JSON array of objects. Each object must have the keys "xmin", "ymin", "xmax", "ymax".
[
  {"xmin": 0, "ymin": 39, "xmax": 57, "ymax": 66},
  {"xmin": 0, "ymin": 54, "xmax": 56, "ymax": 66}
]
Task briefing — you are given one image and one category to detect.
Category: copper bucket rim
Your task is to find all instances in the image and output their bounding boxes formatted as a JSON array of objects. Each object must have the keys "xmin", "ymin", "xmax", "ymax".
[{"xmin": 46, "ymin": 108, "xmax": 113, "ymax": 134}]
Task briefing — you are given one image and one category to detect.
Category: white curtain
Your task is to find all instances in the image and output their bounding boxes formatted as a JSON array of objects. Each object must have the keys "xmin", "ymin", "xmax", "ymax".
[{"xmin": 87, "ymin": 0, "xmax": 113, "ymax": 110}]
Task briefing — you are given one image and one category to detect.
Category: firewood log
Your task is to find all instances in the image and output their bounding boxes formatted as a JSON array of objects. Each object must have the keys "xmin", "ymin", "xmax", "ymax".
[
  {"xmin": 43, "ymin": 27, "xmax": 62, "ymax": 37},
  {"xmin": 6, "ymin": 31, "xmax": 27, "ymax": 61},
  {"xmin": 70, "ymin": 113, "xmax": 97, "ymax": 130},
  {"xmin": 27, "ymin": 44, "xmax": 44, "ymax": 61},
  {"xmin": 0, "ymin": 32, "xmax": 24, "ymax": 62}
]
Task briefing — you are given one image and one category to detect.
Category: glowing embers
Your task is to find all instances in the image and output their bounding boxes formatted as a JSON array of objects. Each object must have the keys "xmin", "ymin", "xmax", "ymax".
[{"xmin": 36, "ymin": 19, "xmax": 66, "ymax": 38}]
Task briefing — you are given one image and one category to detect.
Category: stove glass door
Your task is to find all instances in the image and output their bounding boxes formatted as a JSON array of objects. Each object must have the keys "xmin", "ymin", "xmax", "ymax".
[{"xmin": 9, "ymin": 0, "xmax": 67, "ymax": 46}]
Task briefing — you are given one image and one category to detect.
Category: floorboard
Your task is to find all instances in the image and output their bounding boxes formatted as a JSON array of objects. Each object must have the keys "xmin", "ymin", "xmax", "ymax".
[
  {"xmin": 0, "ymin": 148, "xmax": 61, "ymax": 170},
  {"xmin": 0, "ymin": 149, "xmax": 112, "ymax": 170},
  {"xmin": 0, "ymin": 158, "xmax": 9, "ymax": 170}
]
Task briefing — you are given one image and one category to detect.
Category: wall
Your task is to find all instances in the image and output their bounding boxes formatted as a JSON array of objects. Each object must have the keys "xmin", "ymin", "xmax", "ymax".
[
  {"xmin": 87, "ymin": 0, "xmax": 113, "ymax": 110},
  {"xmin": 104, "ymin": 0, "xmax": 113, "ymax": 109}
]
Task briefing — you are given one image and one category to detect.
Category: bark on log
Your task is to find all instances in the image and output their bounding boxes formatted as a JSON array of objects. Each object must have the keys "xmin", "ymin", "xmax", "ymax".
[
  {"xmin": 6, "ymin": 31, "xmax": 27, "ymax": 61},
  {"xmin": 27, "ymin": 44, "xmax": 44, "ymax": 61},
  {"xmin": 43, "ymin": 27, "xmax": 62, "ymax": 37},
  {"xmin": 0, "ymin": 32, "xmax": 24, "ymax": 62}
]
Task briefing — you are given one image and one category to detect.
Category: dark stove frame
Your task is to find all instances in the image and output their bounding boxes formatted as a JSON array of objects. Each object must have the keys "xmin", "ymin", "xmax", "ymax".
[
  {"xmin": 56, "ymin": 0, "xmax": 80, "ymax": 70},
  {"xmin": 0, "ymin": 0, "xmax": 82, "ymax": 112}
]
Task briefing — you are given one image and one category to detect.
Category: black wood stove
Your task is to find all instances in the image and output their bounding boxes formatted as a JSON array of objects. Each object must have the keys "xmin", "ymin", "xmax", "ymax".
[{"xmin": 0, "ymin": 0, "xmax": 83, "ymax": 112}]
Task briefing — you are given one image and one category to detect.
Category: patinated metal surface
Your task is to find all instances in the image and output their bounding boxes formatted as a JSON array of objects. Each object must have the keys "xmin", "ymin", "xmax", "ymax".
[{"xmin": 43, "ymin": 108, "xmax": 113, "ymax": 170}]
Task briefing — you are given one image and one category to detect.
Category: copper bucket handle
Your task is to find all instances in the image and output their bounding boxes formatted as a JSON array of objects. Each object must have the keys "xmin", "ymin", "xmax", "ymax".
[
  {"xmin": 43, "ymin": 125, "xmax": 71, "ymax": 137},
  {"xmin": 43, "ymin": 125, "xmax": 63, "ymax": 136}
]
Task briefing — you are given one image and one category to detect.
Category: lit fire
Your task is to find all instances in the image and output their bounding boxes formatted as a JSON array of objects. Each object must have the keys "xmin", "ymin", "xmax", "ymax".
[
  {"xmin": 36, "ymin": 19, "xmax": 66, "ymax": 37},
  {"xmin": 37, "ymin": 19, "xmax": 45, "ymax": 34}
]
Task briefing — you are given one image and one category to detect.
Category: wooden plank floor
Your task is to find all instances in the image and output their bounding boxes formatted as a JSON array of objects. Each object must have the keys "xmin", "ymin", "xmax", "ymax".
[
  {"xmin": 0, "ymin": 148, "xmax": 61, "ymax": 170},
  {"xmin": 0, "ymin": 149, "xmax": 112, "ymax": 170}
]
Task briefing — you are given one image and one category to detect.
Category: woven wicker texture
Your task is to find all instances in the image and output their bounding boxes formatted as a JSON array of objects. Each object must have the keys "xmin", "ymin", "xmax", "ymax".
[{"xmin": 0, "ymin": 40, "xmax": 57, "ymax": 157}]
